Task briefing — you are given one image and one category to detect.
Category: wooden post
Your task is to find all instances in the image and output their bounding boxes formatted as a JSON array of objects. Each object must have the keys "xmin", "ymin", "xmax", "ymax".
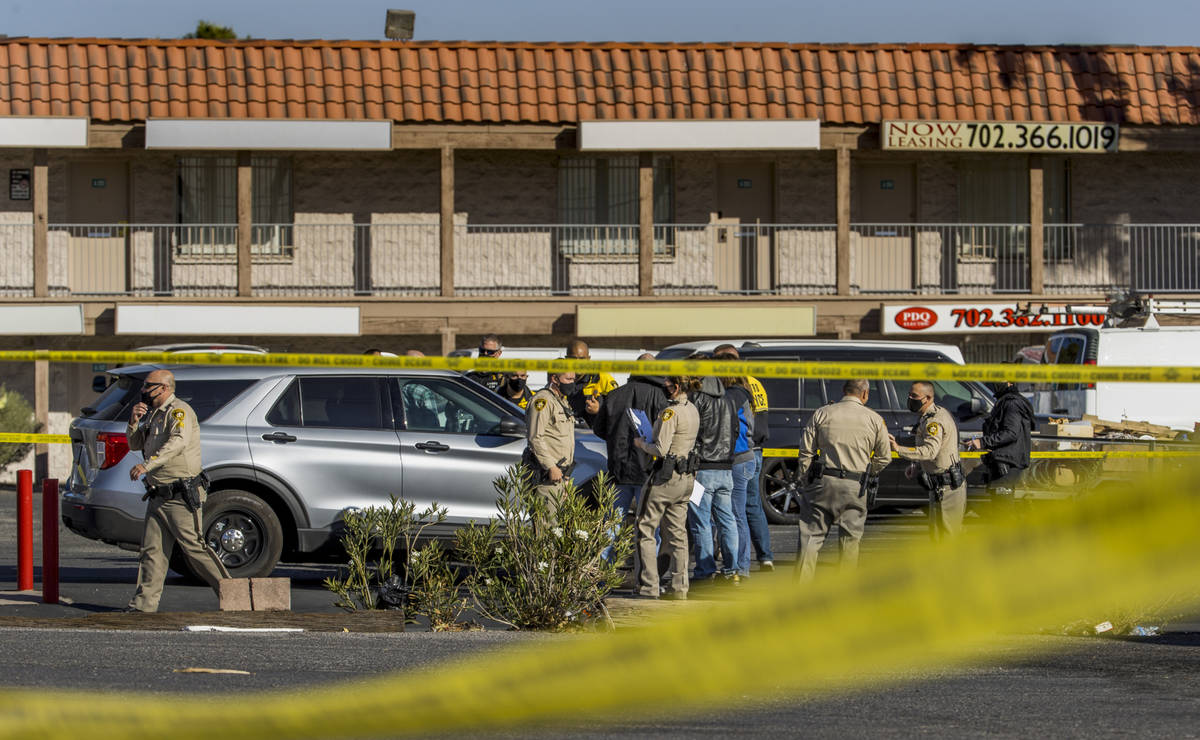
[
  {"xmin": 638, "ymin": 152, "xmax": 654, "ymax": 296},
  {"xmin": 440, "ymin": 146, "xmax": 455, "ymax": 297},
  {"xmin": 835, "ymin": 146, "xmax": 852, "ymax": 296},
  {"xmin": 236, "ymin": 151, "xmax": 253, "ymax": 297},
  {"xmin": 32, "ymin": 149, "xmax": 48, "ymax": 297},
  {"xmin": 34, "ymin": 356, "xmax": 49, "ymax": 482},
  {"xmin": 1028, "ymin": 155, "xmax": 1045, "ymax": 295}
]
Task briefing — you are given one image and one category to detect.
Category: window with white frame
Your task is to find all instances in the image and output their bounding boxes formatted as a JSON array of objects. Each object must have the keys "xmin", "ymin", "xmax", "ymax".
[
  {"xmin": 557, "ymin": 155, "xmax": 674, "ymax": 256},
  {"xmin": 176, "ymin": 156, "xmax": 294, "ymax": 257}
]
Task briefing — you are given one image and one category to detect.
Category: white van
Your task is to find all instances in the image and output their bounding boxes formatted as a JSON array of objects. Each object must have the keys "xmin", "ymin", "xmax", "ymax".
[
  {"xmin": 1035, "ymin": 326, "xmax": 1200, "ymax": 431},
  {"xmin": 449, "ymin": 346, "xmax": 653, "ymax": 390}
]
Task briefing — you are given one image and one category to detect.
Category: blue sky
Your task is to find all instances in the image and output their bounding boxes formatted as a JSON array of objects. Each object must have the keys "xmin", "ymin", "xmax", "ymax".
[{"xmin": 1, "ymin": 0, "xmax": 1195, "ymax": 45}]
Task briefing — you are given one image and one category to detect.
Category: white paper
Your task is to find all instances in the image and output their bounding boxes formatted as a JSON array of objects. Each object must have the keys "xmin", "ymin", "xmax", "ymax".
[{"xmin": 689, "ymin": 480, "xmax": 706, "ymax": 506}]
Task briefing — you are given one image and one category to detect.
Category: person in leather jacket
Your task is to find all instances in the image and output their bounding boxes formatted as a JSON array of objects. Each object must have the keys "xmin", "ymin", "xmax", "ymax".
[
  {"xmin": 688, "ymin": 369, "xmax": 740, "ymax": 582},
  {"xmin": 965, "ymin": 382, "xmax": 1035, "ymax": 498}
]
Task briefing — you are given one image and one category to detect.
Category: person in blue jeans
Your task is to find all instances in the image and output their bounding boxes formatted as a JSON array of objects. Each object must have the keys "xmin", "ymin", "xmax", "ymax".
[
  {"xmin": 744, "ymin": 448, "xmax": 776, "ymax": 569},
  {"xmin": 688, "ymin": 371, "xmax": 739, "ymax": 582},
  {"xmin": 722, "ymin": 374, "xmax": 757, "ymax": 577},
  {"xmin": 714, "ymin": 345, "xmax": 776, "ymax": 572}
]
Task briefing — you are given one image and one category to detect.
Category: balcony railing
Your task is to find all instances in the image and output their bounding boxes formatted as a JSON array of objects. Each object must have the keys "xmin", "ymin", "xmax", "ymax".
[{"xmin": 0, "ymin": 222, "xmax": 1195, "ymax": 298}]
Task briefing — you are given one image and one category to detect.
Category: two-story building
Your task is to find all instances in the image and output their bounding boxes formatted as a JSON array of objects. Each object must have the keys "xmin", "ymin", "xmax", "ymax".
[{"xmin": 1, "ymin": 37, "xmax": 1199, "ymax": 475}]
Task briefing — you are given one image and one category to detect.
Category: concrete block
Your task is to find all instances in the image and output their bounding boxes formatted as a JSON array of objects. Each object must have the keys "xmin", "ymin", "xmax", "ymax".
[
  {"xmin": 218, "ymin": 579, "xmax": 252, "ymax": 611},
  {"xmin": 249, "ymin": 578, "xmax": 292, "ymax": 611}
]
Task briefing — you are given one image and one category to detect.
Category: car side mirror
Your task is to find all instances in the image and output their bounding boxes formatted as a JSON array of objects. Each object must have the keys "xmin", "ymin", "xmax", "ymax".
[
  {"xmin": 497, "ymin": 416, "xmax": 527, "ymax": 438},
  {"xmin": 92, "ymin": 375, "xmax": 109, "ymax": 393},
  {"xmin": 970, "ymin": 396, "xmax": 987, "ymax": 416}
]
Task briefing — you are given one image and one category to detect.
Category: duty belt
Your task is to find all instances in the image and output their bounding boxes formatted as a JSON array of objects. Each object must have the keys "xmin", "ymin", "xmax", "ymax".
[{"xmin": 822, "ymin": 467, "xmax": 864, "ymax": 479}]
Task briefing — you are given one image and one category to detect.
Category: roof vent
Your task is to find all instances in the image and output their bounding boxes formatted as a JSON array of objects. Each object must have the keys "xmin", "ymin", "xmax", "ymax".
[{"xmin": 384, "ymin": 9, "xmax": 415, "ymax": 40}]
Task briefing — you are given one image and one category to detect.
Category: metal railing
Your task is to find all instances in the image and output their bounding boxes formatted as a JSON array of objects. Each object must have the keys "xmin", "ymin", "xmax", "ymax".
[
  {"xmin": 8, "ymin": 222, "xmax": 1199, "ymax": 299},
  {"xmin": 0, "ymin": 223, "xmax": 34, "ymax": 296},
  {"xmin": 851, "ymin": 223, "xmax": 1030, "ymax": 294}
]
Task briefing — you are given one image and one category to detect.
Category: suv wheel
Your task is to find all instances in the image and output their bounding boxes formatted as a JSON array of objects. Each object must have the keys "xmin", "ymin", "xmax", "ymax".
[
  {"xmin": 761, "ymin": 458, "xmax": 803, "ymax": 525},
  {"xmin": 172, "ymin": 489, "xmax": 283, "ymax": 580}
]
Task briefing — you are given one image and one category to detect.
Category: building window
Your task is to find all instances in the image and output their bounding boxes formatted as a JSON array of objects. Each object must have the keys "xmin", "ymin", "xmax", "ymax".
[
  {"xmin": 557, "ymin": 155, "xmax": 674, "ymax": 256},
  {"xmin": 957, "ymin": 157, "xmax": 1070, "ymax": 259},
  {"xmin": 176, "ymin": 156, "xmax": 293, "ymax": 257}
]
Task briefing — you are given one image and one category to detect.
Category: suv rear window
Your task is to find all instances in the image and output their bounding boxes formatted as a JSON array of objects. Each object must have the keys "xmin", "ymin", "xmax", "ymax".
[
  {"xmin": 268, "ymin": 377, "xmax": 388, "ymax": 429},
  {"xmin": 176, "ymin": 379, "xmax": 255, "ymax": 422},
  {"xmin": 82, "ymin": 376, "xmax": 253, "ymax": 422},
  {"xmin": 80, "ymin": 374, "xmax": 141, "ymax": 420}
]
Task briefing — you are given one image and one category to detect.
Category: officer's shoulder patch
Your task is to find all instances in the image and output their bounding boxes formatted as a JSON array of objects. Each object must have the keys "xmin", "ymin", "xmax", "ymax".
[
  {"xmin": 661, "ymin": 408, "xmax": 674, "ymax": 422},
  {"xmin": 172, "ymin": 408, "xmax": 185, "ymax": 422},
  {"xmin": 534, "ymin": 398, "xmax": 546, "ymax": 411},
  {"xmin": 926, "ymin": 421, "xmax": 941, "ymax": 437}
]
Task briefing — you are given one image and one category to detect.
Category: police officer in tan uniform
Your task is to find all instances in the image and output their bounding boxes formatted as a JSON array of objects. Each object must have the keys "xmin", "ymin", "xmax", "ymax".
[
  {"xmin": 890, "ymin": 380, "xmax": 967, "ymax": 539},
  {"xmin": 794, "ymin": 379, "xmax": 891, "ymax": 581},
  {"xmin": 632, "ymin": 375, "xmax": 700, "ymax": 599},
  {"xmin": 125, "ymin": 369, "xmax": 229, "ymax": 612},
  {"xmin": 523, "ymin": 371, "xmax": 577, "ymax": 515}
]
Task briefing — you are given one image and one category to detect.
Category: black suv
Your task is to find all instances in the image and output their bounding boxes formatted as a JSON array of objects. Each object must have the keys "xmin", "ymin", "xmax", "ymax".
[{"xmin": 656, "ymin": 340, "xmax": 994, "ymax": 524}]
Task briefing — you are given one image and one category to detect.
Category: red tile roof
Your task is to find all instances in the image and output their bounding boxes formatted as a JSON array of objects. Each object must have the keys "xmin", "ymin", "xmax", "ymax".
[{"xmin": 1, "ymin": 39, "xmax": 1198, "ymax": 126}]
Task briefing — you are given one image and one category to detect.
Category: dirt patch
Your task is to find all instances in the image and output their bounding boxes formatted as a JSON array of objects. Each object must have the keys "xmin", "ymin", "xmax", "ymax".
[{"xmin": 0, "ymin": 610, "xmax": 408, "ymax": 632}]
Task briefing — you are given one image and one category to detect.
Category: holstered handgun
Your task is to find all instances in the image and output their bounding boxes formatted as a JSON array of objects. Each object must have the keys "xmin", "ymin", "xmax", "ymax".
[
  {"xmin": 650, "ymin": 455, "xmax": 677, "ymax": 486},
  {"xmin": 859, "ymin": 473, "xmax": 880, "ymax": 509},
  {"xmin": 806, "ymin": 454, "xmax": 824, "ymax": 485}
]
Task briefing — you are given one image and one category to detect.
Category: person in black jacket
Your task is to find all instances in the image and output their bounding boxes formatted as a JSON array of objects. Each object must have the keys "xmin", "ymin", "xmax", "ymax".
[
  {"xmin": 689, "ymin": 368, "xmax": 740, "ymax": 583},
  {"xmin": 591, "ymin": 355, "xmax": 670, "ymax": 560},
  {"xmin": 965, "ymin": 382, "xmax": 1035, "ymax": 500}
]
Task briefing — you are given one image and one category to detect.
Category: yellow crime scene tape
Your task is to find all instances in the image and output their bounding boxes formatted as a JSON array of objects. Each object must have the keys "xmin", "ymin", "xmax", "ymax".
[
  {"xmin": 0, "ymin": 433, "xmax": 71, "ymax": 444},
  {"xmin": 2, "ymin": 348, "xmax": 1200, "ymax": 384},
  {"xmin": 1, "ymin": 462, "xmax": 1198, "ymax": 738},
  {"xmin": 762, "ymin": 448, "xmax": 1200, "ymax": 459}
]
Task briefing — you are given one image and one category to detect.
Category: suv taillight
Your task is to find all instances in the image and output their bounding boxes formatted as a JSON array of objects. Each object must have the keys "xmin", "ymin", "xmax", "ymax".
[
  {"xmin": 1084, "ymin": 358, "xmax": 1096, "ymax": 390},
  {"xmin": 97, "ymin": 432, "xmax": 130, "ymax": 469}
]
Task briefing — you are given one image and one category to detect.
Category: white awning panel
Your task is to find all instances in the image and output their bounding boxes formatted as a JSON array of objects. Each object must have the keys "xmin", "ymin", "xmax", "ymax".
[
  {"xmin": 0, "ymin": 305, "xmax": 85, "ymax": 334},
  {"xmin": 116, "ymin": 305, "xmax": 360, "ymax": 336},
  {"xmin": 145, "ymin": 119, "xmax": 392, "ymax": 150},
  {"xmin": 579, "ymin": 120, "xmax": 820, "ymax": 151},
  {"xmin": 0, "ymin": 118, "xmax": 89, "ymax": 148}
]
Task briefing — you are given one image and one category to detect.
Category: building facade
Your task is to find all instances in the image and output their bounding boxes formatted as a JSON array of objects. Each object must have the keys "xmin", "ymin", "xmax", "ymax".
[{"xmin": 1, "ymin": 38, "xmax": 1199, "ymax": 475}]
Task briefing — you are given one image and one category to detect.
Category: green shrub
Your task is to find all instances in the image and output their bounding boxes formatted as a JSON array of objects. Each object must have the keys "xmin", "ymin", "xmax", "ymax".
[
  {"xmin": 0, "ymin": 386, "xmax": 37, "ymax": 470},
  {"xmin": 323, "ymin": 495, "xmax": 467, "ymax": 630},
  {"xmin": 456, "ymin": 467, "xmax": 632, "ymax": 631}
]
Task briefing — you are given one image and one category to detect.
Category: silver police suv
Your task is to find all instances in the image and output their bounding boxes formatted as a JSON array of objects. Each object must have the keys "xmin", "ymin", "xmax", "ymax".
[{"xmin": 63, "ymin": 364, "xmax": 607, "ymax": 578}]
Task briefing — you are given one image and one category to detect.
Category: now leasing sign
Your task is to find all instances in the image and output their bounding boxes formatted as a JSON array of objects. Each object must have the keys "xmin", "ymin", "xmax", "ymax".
[
  {"xmin": 882, "ymin": 120, "xmax": 1118, "ymax": 153},
  {"xmin": 883, "ymin": 303, "xmax": 1107, "ymax": 335}
]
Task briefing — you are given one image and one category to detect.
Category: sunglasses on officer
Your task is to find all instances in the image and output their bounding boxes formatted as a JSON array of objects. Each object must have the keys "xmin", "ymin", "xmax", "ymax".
[{"xmin": 478, "ymin": 346, "xmax": 501, "ymax": 356}]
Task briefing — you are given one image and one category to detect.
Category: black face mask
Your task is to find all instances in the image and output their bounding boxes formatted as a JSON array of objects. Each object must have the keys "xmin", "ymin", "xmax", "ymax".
[
  {"xmin": 507, "ymin": 377, "xmax": 526, "ymax": 394},
  {"xmin": 557, "ymin": 381, "xmax": 578, "ymax": 397},
  {"xmin": 141, "ymin": 390, "xmax": 155, "ymax": 404},
  {"xmin": 907, "ymin": 397, "xmax": 925, "ymax": 413}
]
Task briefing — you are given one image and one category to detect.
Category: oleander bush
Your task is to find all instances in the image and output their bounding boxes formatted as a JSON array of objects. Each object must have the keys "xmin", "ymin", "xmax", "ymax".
[
  {"xmin": 456, "ymin": 467, "xmax": 632, "ymax": 631},
  {"xmin": 323, "ymin": 496, "xmax": 468, "ymax": 631},
  {"xmin": 0, "ymin": 386, "xmax": 37, "ymax": 471}
]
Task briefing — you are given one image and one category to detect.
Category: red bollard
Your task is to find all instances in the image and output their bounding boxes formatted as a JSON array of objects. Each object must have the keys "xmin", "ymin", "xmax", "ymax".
[
  {"xmin": 42, "ymin": 478, "xmax": 59, "ymax": 604},
  {"xmin": 16, "ymin": 469, "xmax": 33, "ymax": 591}
]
